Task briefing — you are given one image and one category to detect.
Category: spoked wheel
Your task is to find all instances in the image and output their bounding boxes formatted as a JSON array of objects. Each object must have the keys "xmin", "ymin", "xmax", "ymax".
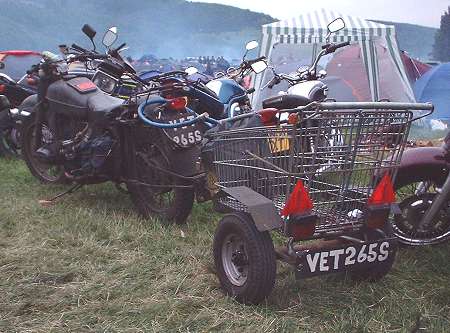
[
  {"xmin": 128, "ymin": 142, "xmax": 194, "ymax": 225},
  {"xmin": 393, "ymin": 178, "xmax": 450, "ymax": 246},
  {"xmin": 213, "ymin": 212, "xmax": 276, "ymax": 304},
  {"xmin": 0, "ymin": 110, "xmax": 20, "ymax": 157},
  {"xmin": 21, "ymin": 115, "xmax": 66, "ymax": 183}
]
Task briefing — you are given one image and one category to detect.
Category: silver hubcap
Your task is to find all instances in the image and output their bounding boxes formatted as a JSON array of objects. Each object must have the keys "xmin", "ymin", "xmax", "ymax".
[{"xmin": 221, "ymin": 233, "xmax": 248, "ymax": 286}]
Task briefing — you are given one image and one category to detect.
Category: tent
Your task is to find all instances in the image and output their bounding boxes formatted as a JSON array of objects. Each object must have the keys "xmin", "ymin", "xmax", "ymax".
[
  {"xmin": 252, "ymin": 9, "xmax": 415, "ymax": 106},
  {"xmin": 400, "ymin": 51, "xmax": 431, "ymax": 84},
  {"xmin": 414, "ymin": 62, "xmax": 450, "ymax": 121},
  {"xmin": 0, "ymin": 50, "xmax": 41, "ymax": 82}
]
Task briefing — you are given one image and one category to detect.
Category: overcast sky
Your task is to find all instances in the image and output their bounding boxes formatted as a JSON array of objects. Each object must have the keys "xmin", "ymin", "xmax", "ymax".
[{"xmin": 193, "ymin": 0, "xmax": 448, "ymax": 28}]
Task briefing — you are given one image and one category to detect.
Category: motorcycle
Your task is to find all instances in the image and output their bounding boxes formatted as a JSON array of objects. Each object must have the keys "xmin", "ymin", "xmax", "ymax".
[
  {"xmin": 391, "ymin": 131, "xmax": 450, "ymax": 245},
  {"xmin": 19, "ymin": 27, "xmax": 198, "ymax": 224},
  {"xmin": 131, "ymin": 19, "xmax": 353, "ymax": 223},
  {"xmin": 125, "ymin": 52, "xmax": 268, "ymax": 220},
  {"xmin": 0, "ymin": 60, "xmax": 39, "ymax": 156},
  {"xmin": 262, "ymin": 18, "xmax": 349, "ymax": 112},
  {"xmin": 205, "ymin": 40, "xmax": 267, "ymax": 117}
]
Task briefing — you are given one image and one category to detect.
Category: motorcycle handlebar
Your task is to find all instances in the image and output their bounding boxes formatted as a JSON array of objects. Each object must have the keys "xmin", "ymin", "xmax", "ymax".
[
  {"xmin": 247, "ymin": 56, "xmax": 266, "ymax": 64},
  {"xmin": 114, "ymin": 43, "xmax": 126, "ymax": 53},
  {"xmin": 72, "ymin": 53, "xmax": 109, "ymax": 62},
  {"xmin": 71, "ymin": 43, "xmax": 88, "ymax": 53},
  {"xmin": 267, "ymin": 75, "xmax": 281, "ymax": 89},
  {"xmin": 326, "ymin": 41, "xmax": 350, "ymax": 54}
]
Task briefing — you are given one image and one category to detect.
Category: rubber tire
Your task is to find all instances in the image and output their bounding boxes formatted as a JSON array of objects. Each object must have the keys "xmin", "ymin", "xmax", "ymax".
[
  {"xmin": 393, "ymin": 171, "xmax": 450, "ymax": 246},
  {"xmin": 20, "ymin": 115, "xmax": 67, "ymax": 184},
  {"xmin": 0, "ymin": 109, "xmax": 18, "ymax": 157},
  {"xmin": 349, "ymin": 223, "xmax": 397, "ymax": 282},
  {"xmin": 213, "ymin": 212, "xmax": 276, "ymax": 305},
  {"xmin": 129, "ymin": 182, "xmax": 195, "ymax": 225}
]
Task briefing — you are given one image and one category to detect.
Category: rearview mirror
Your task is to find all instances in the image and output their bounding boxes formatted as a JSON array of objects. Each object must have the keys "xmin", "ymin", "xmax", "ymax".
[
  {"xmin": 185, "ymin": 66, "xmax": 198, "ymax": 76},
  {"xmin": 327, "ymin": 18, "xmax": 345, "ymax": 33},
  {"xmin": 102, "ymin": 27, "xmax": 118, "ymax": 47},
  {"xmin": 82, "ymin": 24, "xmax": 97, "ymax": 39},
  {"xmin": 251, "ymin": 60, "xmax": 268, "ymax": 74},
  {"xmin": 246, "ymin": 40, "xmax": 259, "ymax": 51}
]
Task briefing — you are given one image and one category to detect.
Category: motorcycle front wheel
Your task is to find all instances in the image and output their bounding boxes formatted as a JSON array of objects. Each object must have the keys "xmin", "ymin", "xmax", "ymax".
[
  {"xmin": 393, "ymin": 174, "xmax": 450, "ymax": 246},
  {"xmin": 128, "ymin": 141, "xmax": 194, "ymax": 225},
  {"xmin": 21, "ymin": 115, "xmax": 67, "ymax": 184},
  {"xmin": 0, "ymin": 109, "xmax": 20, "ymax": 157}
]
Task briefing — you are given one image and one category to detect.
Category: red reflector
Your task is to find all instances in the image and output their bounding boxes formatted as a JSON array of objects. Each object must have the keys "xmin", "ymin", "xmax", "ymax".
[
  {"xmin": 76, "ymin": 81, "xmax": 97, "ymax": 91},
  {"xmin": 258, "ymin": 108, "xmax": 278, "ymax": 126},
  {"xmin": 0, "ymin": 84, "xmax": 5, "ymax": 93},
  {"xmin": 289, "ymin": 217, "xmax": 317, "ymax": 240},
  {"xmin": 281, "ymin": 180, "xmax": 313, "ymax": 217},
  {"xmin": 368, "ymin": 173, "xmax": 396, "ymax": 205},
  {"xmin": 167, "ymin": 97, "xmax": 188, "ymax": 111}
]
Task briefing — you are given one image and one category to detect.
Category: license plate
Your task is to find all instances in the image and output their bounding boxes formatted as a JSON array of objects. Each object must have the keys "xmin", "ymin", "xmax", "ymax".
[
  {"xmin": 162, "ymin": 112, "xmax": 204, "ymax": 147},
  {"xmin": 295, "ymin": 239, "xmax": 396, "ymax": 279},
  {"xmin": 268, "ymin": 134, "xmax": 290, "ymax": 153}
]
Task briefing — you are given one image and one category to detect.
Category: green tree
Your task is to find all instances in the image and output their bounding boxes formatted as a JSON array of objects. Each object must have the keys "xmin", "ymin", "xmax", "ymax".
[{"xmin": 432, "ymin": 7, "xmax": 450, "ymax": 61}]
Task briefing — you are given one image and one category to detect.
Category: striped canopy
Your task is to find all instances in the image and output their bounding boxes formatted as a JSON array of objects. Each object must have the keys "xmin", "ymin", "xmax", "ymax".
[
  {"xmin": 263, "ymin": 10, "xmax": 395, "ymax": 41},
  {"xmin": 253, "ymin": 9, "xmax": 415, "ymax": 105}
]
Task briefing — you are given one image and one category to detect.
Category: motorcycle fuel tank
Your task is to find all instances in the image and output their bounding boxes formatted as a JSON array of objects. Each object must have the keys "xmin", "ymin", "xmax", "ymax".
[
  {"xmin": 287, "ymin": 80, "xmax": 327, "ymax": 102},
  {"xmin": 206, "ymin": 79, "xmax": 246, "ymax": 104}
]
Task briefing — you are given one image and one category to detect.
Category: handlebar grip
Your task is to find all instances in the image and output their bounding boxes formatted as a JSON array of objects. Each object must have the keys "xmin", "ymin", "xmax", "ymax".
[
  {"xmin": 71, "ymin": 43, "xmax": 87, "ymax": 53},
  {"xmin": 268, "ymin": 77, "xmax": 279, "ymax": 89},
  {"xmin": 327, "ymin": 41, "xmax": 350, "ymax": 54},
  {"xmin": 115, "ymin": 43, "xmax": 126, "ymax": 51},
  {"xmin": 335, "ymin": 41, "xmax": 350, "ymax": 49},
  {"xmin": 248, "ymin": 56, "xmax": 266, "ymax": 65}
]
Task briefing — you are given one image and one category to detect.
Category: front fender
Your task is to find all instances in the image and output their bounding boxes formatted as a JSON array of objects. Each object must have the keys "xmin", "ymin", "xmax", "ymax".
[{"xmin": 16, "ymin": 94, "xmax": 38, "ymax": 119}]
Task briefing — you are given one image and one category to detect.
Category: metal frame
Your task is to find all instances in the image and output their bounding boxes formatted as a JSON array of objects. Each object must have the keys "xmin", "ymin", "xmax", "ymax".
[{"xmin": 209, "ymin": 102, "xmax": 432, "ymax": 237}]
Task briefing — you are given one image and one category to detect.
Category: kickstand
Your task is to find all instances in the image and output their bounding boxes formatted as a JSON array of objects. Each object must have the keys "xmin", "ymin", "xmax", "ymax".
[{"xmin": 39, "ymin": 184, "xmax": 84, "ymax": 206}]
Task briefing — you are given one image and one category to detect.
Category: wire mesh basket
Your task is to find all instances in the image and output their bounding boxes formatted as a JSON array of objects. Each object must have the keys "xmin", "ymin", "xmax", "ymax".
[{"xmin": 210, "ymin": 106, "xmax": 416, "ymax": 231}]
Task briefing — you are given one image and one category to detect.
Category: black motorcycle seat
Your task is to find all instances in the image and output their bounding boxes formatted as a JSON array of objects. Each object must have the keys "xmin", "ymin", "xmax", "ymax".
[
  {"xmin": 262, "ymin": 95, "xmax": 312, "ymax": 110},
  {"xmin": 87, "ymin": 93, "xmax": 123, "ymax": 115}
]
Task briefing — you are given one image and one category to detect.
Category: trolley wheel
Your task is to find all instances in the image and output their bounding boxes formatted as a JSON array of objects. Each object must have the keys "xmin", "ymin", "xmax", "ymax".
[
  {"xmin": 213, "ymin": 212, "xmax": 276, "ymax": 304},
  {"xmin": 349, "ymin": 223, "xmax": 397, "ymax": 282}
]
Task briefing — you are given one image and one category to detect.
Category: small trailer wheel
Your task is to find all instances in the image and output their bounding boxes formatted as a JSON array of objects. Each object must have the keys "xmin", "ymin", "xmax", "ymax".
[
  {"xmin": 213, "ymin": 212, "xmax": 276, "ymax": 304},
  {"xmin": 349, "ymin": 223, "xmax": 397, "ymax": 282}
]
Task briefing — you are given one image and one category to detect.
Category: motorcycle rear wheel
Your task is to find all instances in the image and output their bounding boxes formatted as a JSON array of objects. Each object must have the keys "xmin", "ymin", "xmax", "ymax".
[
  {"xmin": 21, "ymin": 115, "xmax": 67, "ymax": 184},
  {"xmin": 128, "ymin": 142, "xmax": 194, "ymax": 225}
]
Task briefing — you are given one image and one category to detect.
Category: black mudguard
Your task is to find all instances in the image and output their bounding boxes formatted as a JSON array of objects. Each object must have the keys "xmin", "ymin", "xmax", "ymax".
[{"xmin": 167, "ymin": 144, "xmax": 201, "ymax": 177}]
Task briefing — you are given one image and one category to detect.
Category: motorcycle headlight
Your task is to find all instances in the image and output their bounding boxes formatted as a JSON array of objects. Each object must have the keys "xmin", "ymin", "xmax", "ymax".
[{"xmin": 92, "ymin": 71, "xmax": 117, "ymax": 94}]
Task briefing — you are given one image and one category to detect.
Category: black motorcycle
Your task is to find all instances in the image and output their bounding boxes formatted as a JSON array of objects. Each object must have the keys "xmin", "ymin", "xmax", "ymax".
[
  {"xmin": 19, "ymin": 28, "xmax": 198, "ymax": 224},
  {"xmin": 0, "ymin": 60, "xmax": 39, "ymax": 156}
]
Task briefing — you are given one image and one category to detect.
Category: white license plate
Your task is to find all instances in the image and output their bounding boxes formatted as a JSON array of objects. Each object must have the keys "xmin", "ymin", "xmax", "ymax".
[{"xmin": 295, "ymin": 239, "xmax": 396, "ymax": 278}]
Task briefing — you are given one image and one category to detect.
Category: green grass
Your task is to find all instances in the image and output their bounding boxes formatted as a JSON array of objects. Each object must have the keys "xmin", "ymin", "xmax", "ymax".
[{"xmin": 0, "ymin": 158, "xmax": 449, "ymax": 332}]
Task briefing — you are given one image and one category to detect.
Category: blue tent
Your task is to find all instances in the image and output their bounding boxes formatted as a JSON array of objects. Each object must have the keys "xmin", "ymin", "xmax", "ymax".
[{"xmin": 414, "ymin": 62, "xmax": 450, "ymax": 120}]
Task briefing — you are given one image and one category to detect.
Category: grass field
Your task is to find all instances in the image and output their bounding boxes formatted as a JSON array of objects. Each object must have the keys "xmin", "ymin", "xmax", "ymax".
[{"xmin": 0, "ymin": 158, "xmax": 449, "ymax": 332}]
